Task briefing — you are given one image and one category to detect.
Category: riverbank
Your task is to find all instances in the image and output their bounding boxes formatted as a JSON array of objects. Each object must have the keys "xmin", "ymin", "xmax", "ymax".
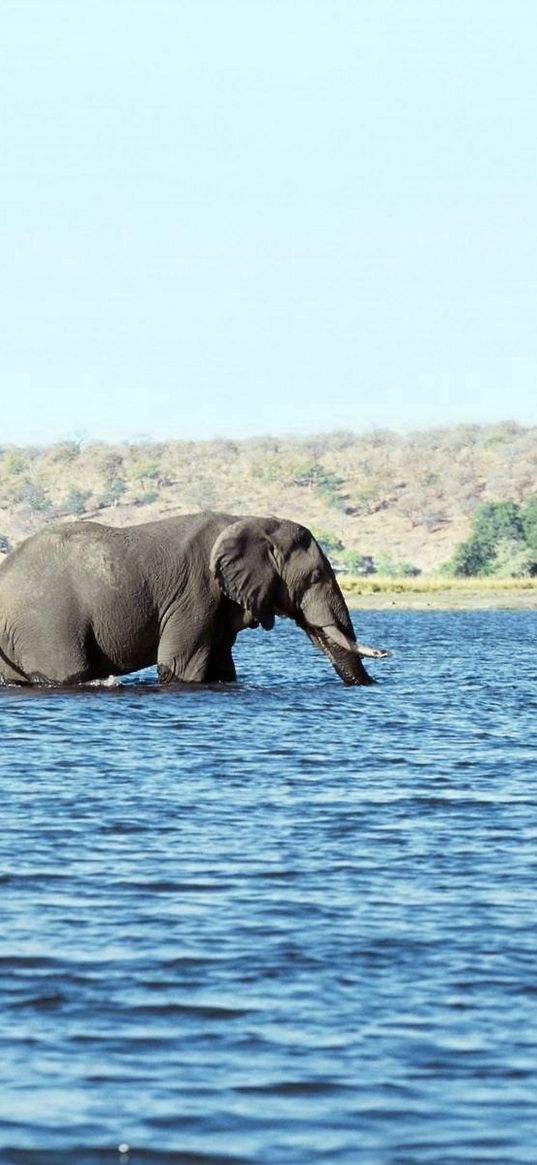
[{"xmin": 342, "ymin": 577, "xmax": 537, "ymax": 610}]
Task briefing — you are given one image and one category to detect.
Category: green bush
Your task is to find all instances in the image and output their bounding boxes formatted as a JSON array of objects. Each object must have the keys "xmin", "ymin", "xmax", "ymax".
[
  {"xmin": 313, "ymin": 530, "xmax": 345, "ymax": 557},
  {"xmin": 522, "ymin": 494, "xmax": 537, "ymax": 557},
  {"xmin": 15, "ymin": 483, "xmax": 52, "ymax": 512},
  {"xmin": 294, "ymin": 463, "xmax": 345, "ymax": 508},
  {"xmin": 340, "ymin": 549, "xmax": 375, "ymax": 574},
  {"xmin": 4, "ymin": 453, "xmax": 26, "ymax": 476},
  {"xmin": 131, "ymin": 461, "xmax": 160, "ymax": 483},
  {"xmin": 64, "ymin": 486, "xmax": 92, "ymax": 516},
  {"xmin": 193, "ymin": 480, "xmax": 216, "ymax": 508},
  {"xmin": 376, "ymin": 552, "xmax": 420, "ymax": 577},
  {"xmin": 351, "ymin": 489, "xmax": 377, "ymax": 513},
  {"xmin": 98, "ymin": 479, "xmax": 126, "ymax": 507},
  {"xmin": 294, "ymin": 463, "xmax": 320, "ymax": 487},
  {"xmin": 490, "ymin": 537, "xmax": 535, "ymax": 578},
  {"xmin": 448, "ymin": 497, "xmax": 537, "ymax": 576},
  {"xmin": 51, "ymin": 441, "xmax": 81, "ymax": 463},
  {"xmin": 134, "ymin": 489, "xmax": 159, "ymax": 506}
]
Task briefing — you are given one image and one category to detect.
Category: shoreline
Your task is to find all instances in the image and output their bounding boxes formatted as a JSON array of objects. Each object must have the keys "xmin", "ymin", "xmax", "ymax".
[{"xmin": 342, "ymin": 583, "xmax": 537, "ymax": 611}]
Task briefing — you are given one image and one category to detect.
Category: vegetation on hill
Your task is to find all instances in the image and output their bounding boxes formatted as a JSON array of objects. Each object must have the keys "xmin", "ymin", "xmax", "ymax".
[
  {"xmin": 442, "ymin": 498, "xmax": 537, "ymax": 577},
  {"xmin": 0, "ymin": 422, "xmax": 535, "ymax": 575}
]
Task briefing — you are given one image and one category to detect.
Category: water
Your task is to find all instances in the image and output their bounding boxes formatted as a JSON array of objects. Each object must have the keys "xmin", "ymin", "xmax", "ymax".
[{"xmin": 0, "ymin": 610, "xmax": 536, "ymax": 1165}]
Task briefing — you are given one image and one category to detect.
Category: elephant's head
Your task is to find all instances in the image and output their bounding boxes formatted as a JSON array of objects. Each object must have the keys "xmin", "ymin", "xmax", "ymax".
[{"xmin": 209, "ymin": 516, "xmax": 389, "ymax": 685}]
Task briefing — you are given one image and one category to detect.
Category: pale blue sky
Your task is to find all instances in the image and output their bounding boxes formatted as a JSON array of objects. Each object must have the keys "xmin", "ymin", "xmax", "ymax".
[{"xmin": 1, "ymin": 0, "xmax": 536, "ymax": 444}]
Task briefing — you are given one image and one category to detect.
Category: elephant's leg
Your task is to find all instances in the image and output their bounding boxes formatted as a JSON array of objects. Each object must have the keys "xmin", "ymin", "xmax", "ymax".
[
  {"xmin": 0, "ymin": 651, "xmax": 32, "ymax": 685},
  {"xmin": 157, "ymin": 621, "xmax": 212, "ymax": 684},
  {"xmin": 14, "ymin": 632, "xmax": 93, "ymax": 686},
  {"xmin": 205, "ymin": 640, "xmax": 237, "ymax": 682}
]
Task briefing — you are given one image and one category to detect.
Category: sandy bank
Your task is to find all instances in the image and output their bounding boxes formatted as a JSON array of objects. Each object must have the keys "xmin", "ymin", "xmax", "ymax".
[{"xmin": 343, "ymin": 585, "xmax": 537, "ymax": 611}]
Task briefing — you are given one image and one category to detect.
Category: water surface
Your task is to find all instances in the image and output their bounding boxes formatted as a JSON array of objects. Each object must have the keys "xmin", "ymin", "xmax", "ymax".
[{"xmin": 1, "ymin": 611, "xmax": 536, "ymax": 1164}]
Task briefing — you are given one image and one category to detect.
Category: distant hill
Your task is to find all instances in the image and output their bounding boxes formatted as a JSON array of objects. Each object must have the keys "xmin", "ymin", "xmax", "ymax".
[{"xmin": 0, "ymin": 422, "xmax": 535, "ymax": 573}]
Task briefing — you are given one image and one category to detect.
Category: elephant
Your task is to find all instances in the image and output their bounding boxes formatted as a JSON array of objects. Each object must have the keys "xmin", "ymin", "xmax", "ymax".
[{"xmin": 0, "ymin": 512, "xmax": 390, "ymax": 687}]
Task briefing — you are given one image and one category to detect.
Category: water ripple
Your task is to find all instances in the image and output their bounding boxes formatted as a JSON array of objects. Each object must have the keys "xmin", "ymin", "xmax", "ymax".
[{"xmin": 0, "ymin": 611, "xmax": 536, "ymax": 1164}]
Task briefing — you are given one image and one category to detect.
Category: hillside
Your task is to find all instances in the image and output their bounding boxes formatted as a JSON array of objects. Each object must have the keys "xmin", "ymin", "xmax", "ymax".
[{"xmin": 0, "ymin": 422, "xmax": 535, "ymax": 573}]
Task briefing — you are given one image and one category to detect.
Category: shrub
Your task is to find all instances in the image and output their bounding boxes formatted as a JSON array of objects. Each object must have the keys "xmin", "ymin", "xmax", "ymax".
[
  {"xmin": 134, "ymin": 490, "xmax": 159, "ymax": 506},
  {"xmin": 293, "ymin": 463, "xmax": 319, "ymax": 488},
  {"xmin": 376, "ymin": 552, "xmax": 420, "ymax": 577},
  {"xmin": 490, "ymin": 537, "xmax": 535, "ymax": 578},
  {"xmin": 192, "ymin": 480, "xmax": 216, "ymax": 508},
  {"xmin": 98, "ymin": 479, "xmax": 127, "ymax": 507},
  {"xmin": 313, "ymin": 530, "xmax": 345, "ymax": 557},
  {"xmin": 522, "ymin": 494, "xmax": 537, "ymax": 557},
  {"xmin": 340, "ymin": 549, "xmax": 375, "ymax": 575},
  {"xmin": 472, "ymin": 500, "xmax": 525, "ymax": 544},
  {"xmin": 449, "ymin": 538, "xmax": 492, "ymax": 577},
  {"xmin": 51, "ymin": 441, "xmax": 81, "ymax": 463},
  {"xmin": 15, "ymin": 483, "xmax": 52, "ymax": 512},
  {"xmin": 449, "ymin": 498, "xmax": 536, "ymax": 576},
  {"xmin": 294, "ymin": 463, "xmax": 345, "ymax": 507},
  {"xmin": 64, "ymin": 486, "xmax": 92, "ymax": 516},
  {"xmin": 4, "ymin": 453, "xmax": 26, "ymax": 476},
  {"xmin": 131, "ymin": 461, "xmax": 161, "ymax": 483},
  {"xmin": 350, "ymin": 489, "xmax": 378, "ymax": 514},
  {"xmin": 99, "ymin": 452, "xmax": 125, "ymax": 479}
]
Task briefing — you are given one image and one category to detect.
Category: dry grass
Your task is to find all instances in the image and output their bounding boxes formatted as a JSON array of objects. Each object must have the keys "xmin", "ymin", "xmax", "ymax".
[
  {"xmin": 342, "ymin": 575, "xmax": 537, "ymax": 595},
  {"xmin": 342, "ymin": 574, "xmax": 537, "ymax": 610}
]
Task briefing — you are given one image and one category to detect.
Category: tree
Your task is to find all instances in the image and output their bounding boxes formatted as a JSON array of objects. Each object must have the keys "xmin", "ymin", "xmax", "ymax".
[
  {"xmin": 376, "ymin": 552, "xmax": 420, "ymax": 577},
  {"xmin": 131, "ymin": 461, "xmax": 161, "ymax": 486},
  {"xmin": 471, "ymin": 500, "xmax": 525, "ymax": 545},
  {"xmin": 340, "ymin": 549, "xmax": 376, "ymax": 575},
  {"xmin": 313, "ymin": 530, "xmax": 344, "ymax": 558},
  {"xmin": 15, "ymin": 483, "xmax": 52, "ymax": 513},
  {"xmin": 449, "ymin": 499, "xmax": 535, "ymax": 577},
  {"xmin": 64, "ymin": 486, "xmax": 92, "ymax": 516},
  {"xmin": 491, "ymin": 537, "xmax": 535, "ymax": 578},
  {"xmin": 450, "ymin": 538, "xmax": 491, "ymax": 576},
  {"xmin": 294, "ymin": 463, "xmax": 345, "ymax": 508},
  {"xmin": 521, "ymin": 495, "xmax": 537, "ymax": 567},
  {"xmin": 98, "ymin": 479, "xmax": 126, "ymax": 507}
]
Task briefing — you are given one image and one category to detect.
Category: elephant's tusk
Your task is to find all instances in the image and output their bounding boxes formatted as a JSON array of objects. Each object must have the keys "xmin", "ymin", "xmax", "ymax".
[
  {"xmin": 318, "ymin": 624, "xmax": 360, "ymax": 653},
  {"xmin": 356, "ymin": 641, "xmax": 392, "ymax": 659},
  {"xmin": 319, "ymin": 625, "xmax": 391, "ymax": 658}
]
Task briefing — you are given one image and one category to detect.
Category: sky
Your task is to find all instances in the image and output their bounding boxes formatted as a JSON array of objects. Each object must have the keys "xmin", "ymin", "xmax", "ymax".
[{"xmin": 1, "ymin": 0, "xmax": 537, "ymax": 445}]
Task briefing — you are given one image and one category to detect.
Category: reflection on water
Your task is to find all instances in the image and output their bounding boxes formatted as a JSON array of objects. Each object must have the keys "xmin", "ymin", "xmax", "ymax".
[{"xmin": 0, "ymin": 611, "xmax": 536, "ymax": 1164}]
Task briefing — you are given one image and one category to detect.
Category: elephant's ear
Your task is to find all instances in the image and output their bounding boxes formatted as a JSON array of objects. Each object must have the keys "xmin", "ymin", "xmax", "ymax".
[{"xmin": 210, "ymin": 518, "xmax": 282, "ymax": 630}]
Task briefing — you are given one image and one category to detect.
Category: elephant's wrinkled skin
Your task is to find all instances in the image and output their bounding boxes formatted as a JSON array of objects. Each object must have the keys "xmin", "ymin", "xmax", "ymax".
[{"xmin": 0, "ymin": 513, "xmax": 390, "ymax": 687}]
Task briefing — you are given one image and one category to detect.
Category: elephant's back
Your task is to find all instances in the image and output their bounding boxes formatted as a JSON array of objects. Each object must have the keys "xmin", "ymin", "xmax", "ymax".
[
  {"xmin": 0, "ymin": 522, "xmax": 126, "ymax": 611},
  {"xmin": 0, "ymin": 525, "xmax": 65, "ymax": 588}
]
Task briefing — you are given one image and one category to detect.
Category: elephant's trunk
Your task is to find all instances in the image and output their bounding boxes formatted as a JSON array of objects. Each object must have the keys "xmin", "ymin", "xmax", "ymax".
[
  {"xmin": 305, "ymin": 623, "xmax": 375, "ymax": 686},
  {"xmin": 296, "ymin": 582, "xmax": 390, "ymax": 686}
]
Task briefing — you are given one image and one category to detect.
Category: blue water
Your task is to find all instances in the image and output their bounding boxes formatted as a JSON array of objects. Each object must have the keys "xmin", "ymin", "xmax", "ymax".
[{"xmin": 0, "ymin": 610, "xmax": 536, "ymax": 1165}]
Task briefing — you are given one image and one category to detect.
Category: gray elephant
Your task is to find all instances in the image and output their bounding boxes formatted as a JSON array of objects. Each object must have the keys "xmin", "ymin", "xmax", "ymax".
[{"xmin": 0, "ymin": 513, "xmax": 389, "ymax": 687}]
